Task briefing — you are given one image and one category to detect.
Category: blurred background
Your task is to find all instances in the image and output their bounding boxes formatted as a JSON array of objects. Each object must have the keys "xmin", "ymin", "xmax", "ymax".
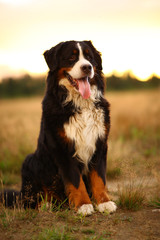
[
  {"xmin": 0, "ymin": 0, "xmax": 160, "ymax": 81},
  {"xmin": 0, "ymin": 0, "xmax": 160, "ymax": 200}
]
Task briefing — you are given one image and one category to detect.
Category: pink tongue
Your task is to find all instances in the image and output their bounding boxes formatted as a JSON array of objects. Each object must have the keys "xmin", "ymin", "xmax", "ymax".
[{"xmin": 77, "ymin": 78, "xmax": 91, "ymax": 99}]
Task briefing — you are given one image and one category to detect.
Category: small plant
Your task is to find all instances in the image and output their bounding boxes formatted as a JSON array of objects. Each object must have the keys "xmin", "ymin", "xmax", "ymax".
[
  {"xmin": 53, "ymin": 198, "xmax": 68, "ymax": 212},
  {"xmin": 117, "ymin": 181, "xmax": 146, "ymax": 211},
  {"xmin": 38, "ymin": 194, "xmax": 53, "ymax": 212},
  {"xmin": 71, "ymin": 212, "xmax": 87, "ymax": 223},
  {"xmin": 38, "ymin": 194, "xmax": 68, "ymax": 213}
]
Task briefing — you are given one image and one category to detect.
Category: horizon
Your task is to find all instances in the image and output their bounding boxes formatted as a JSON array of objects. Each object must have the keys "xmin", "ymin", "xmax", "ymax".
[
  {"xmin": 0, "ymin": 0, "xmax": 160, "ymax": 81},
  {"xmin": 1, "ymin": 69, "xmax": 159, "ymax": 82}
]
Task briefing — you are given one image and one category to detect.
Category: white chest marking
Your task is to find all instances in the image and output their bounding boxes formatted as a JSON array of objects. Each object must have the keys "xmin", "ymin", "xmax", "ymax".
[{"xmin": 63, "ymin": 85, "xmax": 106, "ymax": 167}]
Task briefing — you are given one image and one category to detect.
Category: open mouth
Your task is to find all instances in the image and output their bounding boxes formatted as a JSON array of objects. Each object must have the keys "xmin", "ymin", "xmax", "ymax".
[{"xmin": 64, "ymin": 71, "xmax": 91, "ymax": 99}]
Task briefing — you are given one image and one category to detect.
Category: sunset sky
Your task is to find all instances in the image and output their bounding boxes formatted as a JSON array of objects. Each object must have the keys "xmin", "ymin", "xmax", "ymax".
[{"xmin": 0, "ymin": 0, "xmax": 160, "ymax": 80}]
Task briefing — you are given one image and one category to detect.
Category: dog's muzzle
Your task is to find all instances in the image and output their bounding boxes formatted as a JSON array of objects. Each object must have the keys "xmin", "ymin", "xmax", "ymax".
[{"xmin": 64, "ymin": 71, "xmax": 91, "ymax": 99}]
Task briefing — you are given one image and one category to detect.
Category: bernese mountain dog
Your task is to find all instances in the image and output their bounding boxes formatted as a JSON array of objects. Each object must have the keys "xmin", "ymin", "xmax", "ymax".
[{"xmin": 2, "ymin": 41, "xmax": 117, "ymax": 215}]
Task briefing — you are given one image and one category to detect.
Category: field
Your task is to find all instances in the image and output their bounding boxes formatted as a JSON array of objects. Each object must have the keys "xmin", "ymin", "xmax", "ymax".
[{"xmin": 0, "ymin": 89, "xmax": 160, "ymax": 240}]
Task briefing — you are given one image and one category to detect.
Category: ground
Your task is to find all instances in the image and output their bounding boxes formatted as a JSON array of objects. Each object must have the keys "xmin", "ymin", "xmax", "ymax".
[
  {"xmin": 0, "ymin": 89, "xmax": 160, "ymax": 239},
  {"xmin": 0, "ymin": 205, "xmax": 160, "ymax": 239}
]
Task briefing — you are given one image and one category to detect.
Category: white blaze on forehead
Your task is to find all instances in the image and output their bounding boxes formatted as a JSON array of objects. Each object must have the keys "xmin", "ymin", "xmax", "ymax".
[
  {"xmin": 77, "ymin": 43, "xmax": 89, "ymax": 63},
  {"xmin": 67, "ymin": 43, "xmax": 94, "ymax": 79}
]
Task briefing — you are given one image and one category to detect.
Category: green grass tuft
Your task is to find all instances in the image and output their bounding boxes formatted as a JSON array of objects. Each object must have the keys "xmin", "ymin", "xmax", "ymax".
[
  {"xmin": 39, "ymin": 194, "xmax": 68, "ymax": 213},
  {"xmin": 117, "ymin": 182, "xmax": 146, "ymax": 211}
]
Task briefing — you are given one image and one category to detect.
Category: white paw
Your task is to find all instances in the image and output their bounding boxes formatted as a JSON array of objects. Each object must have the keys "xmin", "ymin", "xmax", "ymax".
[
  {"xmin": 77, "ymin": 204, "xmax": 94, "ymax": 216},
  {"xmin": 97, "ymin": 201, "xmax": 117, "ymax": 213}
]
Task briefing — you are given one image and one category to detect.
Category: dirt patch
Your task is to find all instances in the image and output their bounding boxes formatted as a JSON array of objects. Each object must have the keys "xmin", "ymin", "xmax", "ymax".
[
  {"xmin": 0, "ymin": 207, "xmax": 160, "ymax": 240},
  {"xmin": 110, "ymin": 208, "xmax": 160, "ymax": 240}
]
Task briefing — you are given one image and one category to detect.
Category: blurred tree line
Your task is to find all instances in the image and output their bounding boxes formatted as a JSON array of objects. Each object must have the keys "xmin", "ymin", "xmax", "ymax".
[
  {"xmin": 106, "ymin": 73, "xmax": 160, "ymax": 91},
  {"xmin": 0, "ymin": 72, "xmax": 159, "ymax": 98},
  {"xmin": 0, "ymin": 74, "xmax": 45, "ymax": 98}
]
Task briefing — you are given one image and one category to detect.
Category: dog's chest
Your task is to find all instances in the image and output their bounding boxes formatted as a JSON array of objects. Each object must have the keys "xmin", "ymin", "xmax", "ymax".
[{"xmin": 64, "ymin": 103, "xmax": 106, "ymax": 166}]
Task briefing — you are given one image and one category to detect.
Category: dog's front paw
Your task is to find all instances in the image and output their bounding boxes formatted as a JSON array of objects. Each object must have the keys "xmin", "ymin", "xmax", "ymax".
[
  {"xmin": 77, "ymin": 204, "xmax": 94, "ymax": 216},
  {"xmin": 97, "ymin": 201, "xmax": 117, "ymax": 213}
]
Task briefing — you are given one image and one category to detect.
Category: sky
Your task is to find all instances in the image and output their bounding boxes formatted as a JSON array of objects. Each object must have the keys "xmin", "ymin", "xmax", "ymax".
[{"xmin": 0, "ymin": 0, "xmax": 160, "ymax": 81}]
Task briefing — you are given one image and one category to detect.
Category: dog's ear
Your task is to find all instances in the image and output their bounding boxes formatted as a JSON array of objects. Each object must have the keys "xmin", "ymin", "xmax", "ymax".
[
  {"xmin": 84, "ymin": 41, "xmax": 102, "ymax": 71},
  {"xmin": 43, "ymin": 42, "xmax": 64, "ymax": 71}
]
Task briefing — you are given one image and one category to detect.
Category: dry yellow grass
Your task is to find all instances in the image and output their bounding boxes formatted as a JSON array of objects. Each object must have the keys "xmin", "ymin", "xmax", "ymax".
[
  {"xmin": 0, "ymin": 97, "xmax": 42, "ymax": 184},
  {"xmin": 107, "ymin": 89, "xmax": 160, "ymax": 137},
  {"xmin": 106, "ymin": 89, "xmax": 160, "ymax": 202},
  {"xmin": 0, "ymin": 97, "xmax": 42, "ymax": 151}
]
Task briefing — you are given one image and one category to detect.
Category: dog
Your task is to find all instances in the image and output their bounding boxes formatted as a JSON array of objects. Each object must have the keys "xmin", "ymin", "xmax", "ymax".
[{"xmin": 2, "ymin": 41, "xmax": 117, "ymax": 215}]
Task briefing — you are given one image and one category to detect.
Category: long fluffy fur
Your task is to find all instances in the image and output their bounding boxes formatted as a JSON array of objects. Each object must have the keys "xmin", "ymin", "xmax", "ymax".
[{"xmin": 1, "ymin": 41, "xmax": 116, "ymax": 214}]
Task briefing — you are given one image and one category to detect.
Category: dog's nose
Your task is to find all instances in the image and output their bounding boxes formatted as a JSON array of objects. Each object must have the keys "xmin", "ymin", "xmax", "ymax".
[{"xmin": 81, "ymin": 64, "xmax": 92, "ymax": 74}]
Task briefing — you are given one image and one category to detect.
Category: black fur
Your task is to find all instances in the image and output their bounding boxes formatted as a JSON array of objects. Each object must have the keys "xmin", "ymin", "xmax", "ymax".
[{"xmin": 1, "ymin": 41, "xmax": 110, "ymax": 209}]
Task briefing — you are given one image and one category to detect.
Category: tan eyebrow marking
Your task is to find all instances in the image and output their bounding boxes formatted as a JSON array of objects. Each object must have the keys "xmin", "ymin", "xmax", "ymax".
[
  {"xmin": 73, "ymin": 49, "xmax": 78, "ymax": 54},
  {"xmin": 85, "ymin": 49, "xmax": 89, "ymax": 54}
]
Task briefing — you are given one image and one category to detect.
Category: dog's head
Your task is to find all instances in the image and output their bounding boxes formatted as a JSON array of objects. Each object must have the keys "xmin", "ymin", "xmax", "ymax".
[{"xmin": 44, "ymin": 41, "xmax": 102, "ymax": 99}]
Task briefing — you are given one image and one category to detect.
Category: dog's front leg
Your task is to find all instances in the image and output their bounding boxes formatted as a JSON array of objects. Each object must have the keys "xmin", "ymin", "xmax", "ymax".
[
  {"xmin": 65, "ymin": 174, "xmax": 94, "ymax": 216},
  {"xmin": 89, "ymin": 169, "xmax": 117, "ymax": 214},
  {"xmin": 56, "ymin": 128, "xmax": 94, "ymax": 215},
  {"xmin": 89, "ymin": 141, "xmax": 117, "ymax": 214}
]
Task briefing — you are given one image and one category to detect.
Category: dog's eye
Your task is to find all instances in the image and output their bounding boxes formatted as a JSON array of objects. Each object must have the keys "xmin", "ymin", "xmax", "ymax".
[{"xmin": 69, "ymin": 55, "xmax": 76, "ymax": 61}]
